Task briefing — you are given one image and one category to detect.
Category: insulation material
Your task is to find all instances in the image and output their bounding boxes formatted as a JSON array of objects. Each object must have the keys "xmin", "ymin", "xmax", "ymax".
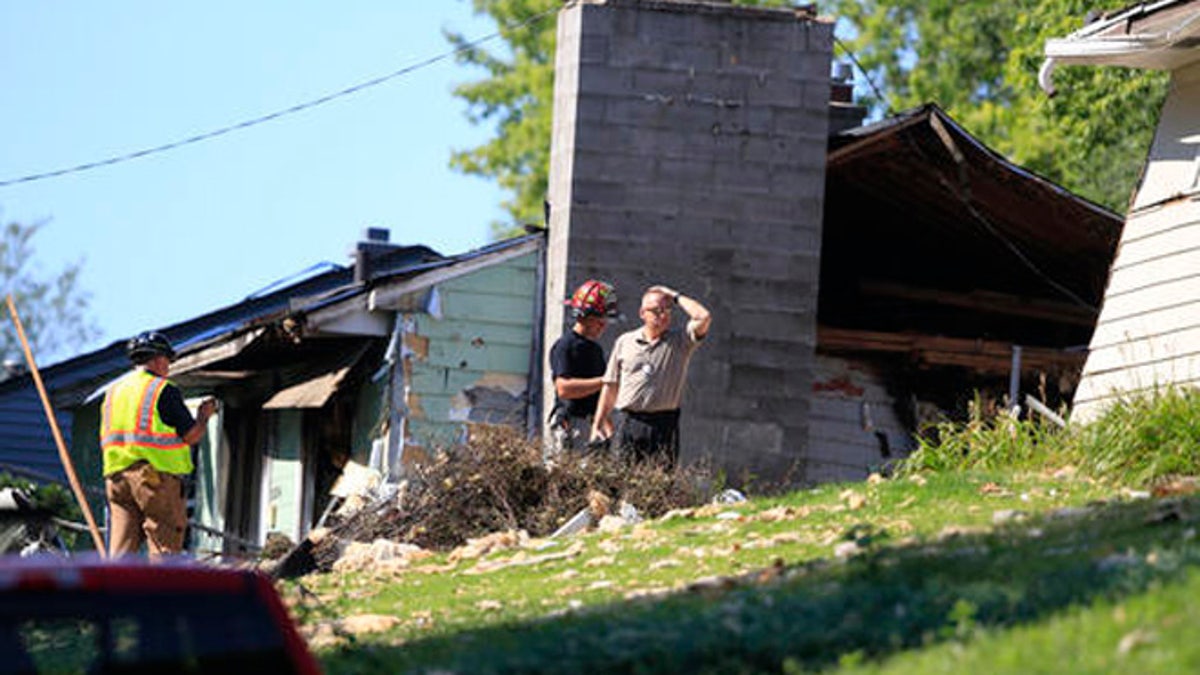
[{"xmin": 448, "ymin": 373, "xmax": 528, "ymax": 424}]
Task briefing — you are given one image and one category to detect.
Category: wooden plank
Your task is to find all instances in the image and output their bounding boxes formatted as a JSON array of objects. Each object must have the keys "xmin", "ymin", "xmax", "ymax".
[
  {"xmin": 1107, "ymin": 248, "xmax": 1200, "ymax": 295},
  {"xmin": 368, "ymin": 239, "xmax": 541, "ymax": 312},
  {"xmin": 441, "ymin": 257, "xmax": 538, "ymax": 295},
  {"xmin": 262, "ymin": 366, "xmax": 350, "ymax": 409},
  {"xmin": 858, "ymin": 279, "xmax": 1096, "ymax": 325},
  {"xmin": 817, "ymin": 326, "xmax": 1084, "ymax": 373},
  {"xmin": 1073, "ymin": 377, "xmax": 1200, "ymax": 417},
  {"xmin": 422, "ymin": 342, "xmax": 533, "ymax": 373}
]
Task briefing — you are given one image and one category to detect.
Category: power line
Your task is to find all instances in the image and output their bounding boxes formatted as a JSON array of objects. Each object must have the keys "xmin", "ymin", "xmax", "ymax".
[
  {"xmin": 0, "ymin": 4, "xmax": 567, "ymax": 189},
  {"xmin": 833, "ymin": 36, "xmax": 893, "ymax": 117}
]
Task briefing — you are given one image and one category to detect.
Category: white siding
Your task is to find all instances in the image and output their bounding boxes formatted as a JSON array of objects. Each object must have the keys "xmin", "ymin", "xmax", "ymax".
[
  {"xmin": 1074, "ymin": 62, "xmax": 1200, "ymax": 420},
  {"xmin": 1131, "ymin": 62, "xmax": 1200, "ymax": 210}
]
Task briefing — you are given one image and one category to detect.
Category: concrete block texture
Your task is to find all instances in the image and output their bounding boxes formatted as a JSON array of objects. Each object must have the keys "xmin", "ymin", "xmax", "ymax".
[{"xmin": 545, "ymin": 0, "xmax": 831, "ymax": 482}]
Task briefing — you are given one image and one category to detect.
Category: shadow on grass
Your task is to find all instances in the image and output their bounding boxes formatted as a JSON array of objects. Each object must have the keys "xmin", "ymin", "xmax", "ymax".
[{"xmin": 322, "ymin": 494, "xmax": 1200, "ymax": 674}]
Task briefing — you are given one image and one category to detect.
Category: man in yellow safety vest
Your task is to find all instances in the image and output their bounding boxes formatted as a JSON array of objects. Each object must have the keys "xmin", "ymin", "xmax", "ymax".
[{"xmin": 100, "ymin": 331, "xmax": 217, "ymax": 558}]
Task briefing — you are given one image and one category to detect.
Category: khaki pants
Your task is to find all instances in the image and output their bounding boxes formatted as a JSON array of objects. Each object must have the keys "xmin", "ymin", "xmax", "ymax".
[{"xmin": 105, "ymin": 461, "xmax": 186, "ymax": 558}]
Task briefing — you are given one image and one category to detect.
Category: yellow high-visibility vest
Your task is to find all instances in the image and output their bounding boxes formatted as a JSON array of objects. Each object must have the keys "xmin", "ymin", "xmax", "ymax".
[{"xmin": 100, "ymin": 370, "xmax": 192, "ymax": 476}]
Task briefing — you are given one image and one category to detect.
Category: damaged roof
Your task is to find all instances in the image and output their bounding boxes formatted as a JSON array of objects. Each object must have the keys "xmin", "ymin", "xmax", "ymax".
[
  {"xmin": 820, "ymin": 104, "xmax": 1123, "ymax": 358},
  {"xmin": 0, "ymin": 233, "xmax": 544, "ymax": 482}
]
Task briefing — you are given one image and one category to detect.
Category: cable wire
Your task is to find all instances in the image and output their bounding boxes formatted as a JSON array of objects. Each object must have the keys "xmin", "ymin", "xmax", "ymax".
[
  {"xmin": 0, "ymin": 4, "xmax": 568, "ymax": 189},
  {"xmin": 833, "ymin": 36, "xmax": 893, "ymax": 117}
]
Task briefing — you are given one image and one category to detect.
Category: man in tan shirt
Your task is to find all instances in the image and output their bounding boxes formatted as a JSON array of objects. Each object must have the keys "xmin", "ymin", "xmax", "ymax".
[{"xmin": 591, "ymin": 284, "xmax": 711, "ymax": 467}]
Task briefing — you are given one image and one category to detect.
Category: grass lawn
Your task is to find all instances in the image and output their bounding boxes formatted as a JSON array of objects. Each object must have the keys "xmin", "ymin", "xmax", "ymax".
[
  {"xmin": 280, "ymin": 390, "xmax": 1200, "ymax": 672},
  {"xmin": 283, "ymin": 469, "xmax": 1200, "ymax": 673}
]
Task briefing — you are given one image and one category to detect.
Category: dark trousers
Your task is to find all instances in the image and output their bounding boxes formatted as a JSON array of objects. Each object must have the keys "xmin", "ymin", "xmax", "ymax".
[{"xmin": 617, "ymin": 409, "xmax": 680, "ymax": 468}]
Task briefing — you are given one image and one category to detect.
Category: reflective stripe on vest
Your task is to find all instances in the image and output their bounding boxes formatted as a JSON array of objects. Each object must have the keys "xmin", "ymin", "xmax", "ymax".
[{"xmin": 101, "ymin": 370, "xmax": 191, "ymax": 476}]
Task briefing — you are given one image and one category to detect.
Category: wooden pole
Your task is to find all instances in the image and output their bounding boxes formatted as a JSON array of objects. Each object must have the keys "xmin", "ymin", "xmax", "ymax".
[{"xmin": 5, "ymin": 294, "xmax": 107, "ymax": 555}]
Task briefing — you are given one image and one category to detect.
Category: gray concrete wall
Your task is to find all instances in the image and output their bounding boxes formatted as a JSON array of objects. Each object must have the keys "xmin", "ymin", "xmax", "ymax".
[{"xmin": 545, "ymin": 0, "xmax": 832, "ymax": 482}]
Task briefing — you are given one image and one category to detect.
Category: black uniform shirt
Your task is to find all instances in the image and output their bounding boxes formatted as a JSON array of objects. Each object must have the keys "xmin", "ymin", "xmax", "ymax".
[
  {"xmin": 549, "ymin": 329, "xmax": 606, "ymax": 418},
  {"xmin": 157, "ymin": 383, "xmax": 197, "ymax": 437}
]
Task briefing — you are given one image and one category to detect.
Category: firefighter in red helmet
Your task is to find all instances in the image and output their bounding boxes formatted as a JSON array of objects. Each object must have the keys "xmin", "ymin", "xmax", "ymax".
[{"xmin": 546, "ymin": 280, "xmax": 619, "ymax": 463}]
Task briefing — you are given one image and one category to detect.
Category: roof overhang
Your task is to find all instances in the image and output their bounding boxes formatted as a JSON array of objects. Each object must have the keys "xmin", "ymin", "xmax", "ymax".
[
  {"xmin": 820, "ymin": 104, "xmax": 1122, "ymax": 359},
  {"xmin": 1041, "ymin": 1, "xmax": 1200, "ymax": 94},
  {"xmin": 171, "ymin": 328, "xmax": 267, "ymax": 378},
  {"xmin": 77, "ymin": 328, "xmax": 267, "ymax": 405},
  {"xmin": 299, "ymin": 235, "xmax": 544, "ymax": 336}
]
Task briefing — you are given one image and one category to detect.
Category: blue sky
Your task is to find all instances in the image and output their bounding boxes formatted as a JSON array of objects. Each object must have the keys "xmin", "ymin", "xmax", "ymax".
[{"xmin": 0, "ymin": 3, "xmax": 511, "ymax": 363}]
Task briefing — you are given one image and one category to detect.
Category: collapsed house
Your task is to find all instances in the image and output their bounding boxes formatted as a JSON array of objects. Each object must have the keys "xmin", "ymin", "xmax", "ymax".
[
  {"xmin": 0, "ymin": 231, "xmax": 545, "ymax": 554},
  {"xmin": 808, "ymin": 104, "xmax": 1120, "ymax": 481},
  {"xmin": 543, "ymin": 1, "xmax": 1122, "ymax": 483},
  {"xmin": 0, "ymin": 101, "xmax": 1120, "ymax": 551},
  {"xmin": 0, "ymin": 1, "xmax": 1123, "ymax": 553}
]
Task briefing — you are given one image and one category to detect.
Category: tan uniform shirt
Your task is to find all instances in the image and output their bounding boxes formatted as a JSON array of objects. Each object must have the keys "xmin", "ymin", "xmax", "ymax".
[{"xmin": 603, "ymin": 324, "xmax": 703, "ymax": 412}]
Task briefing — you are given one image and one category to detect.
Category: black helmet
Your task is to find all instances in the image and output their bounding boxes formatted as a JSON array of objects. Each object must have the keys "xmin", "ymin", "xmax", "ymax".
[{"xmin": 127, "ymin": 331, "xmax": 175, "ymax": 363}]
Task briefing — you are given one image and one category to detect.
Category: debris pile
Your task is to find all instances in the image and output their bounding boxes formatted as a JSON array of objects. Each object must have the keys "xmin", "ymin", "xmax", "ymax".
[{"xmin": 308, "ymin": 426, "xmax": 715, "ymax": 572}]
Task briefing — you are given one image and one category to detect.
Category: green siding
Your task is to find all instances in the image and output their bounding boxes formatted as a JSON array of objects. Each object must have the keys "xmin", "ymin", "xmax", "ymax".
[
  {"xmin": 68, "ymin": 404, "xmax": 105, "ymax": 537},
  {"xmin": 405, "ymin": 251, "xmax": 538, "ymax": 450},
  {"xmin": 190, "ymin": 402, "xmax": 224, "ymax": 555},
  {"xmin": 421, "ymin": 343, "xmax": 535, "ymax": 374},
  {"xmin": 265, "ymin": 410, "xmax": 303, "ymax": 541},
  {"xmin": 416, "ymin": 321, "xmax": 533, "ymax": 345},
  {"xmin": 436, "ymin": 293, "xmax": 534, "ymax": 324}
]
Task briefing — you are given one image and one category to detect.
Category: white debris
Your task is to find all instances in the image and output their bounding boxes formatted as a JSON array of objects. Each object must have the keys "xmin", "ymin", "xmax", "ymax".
[
  {"xmin": 332, "ymin": 538, "xmax": 427, "ymax": 573},
  {"xmin": 833, "ymin": 541, "xmax": 861, "ymax": 558},
  {"xmin": 712, "ymin": 489, "xmax": 747, "ymax": 504},
  {"xmin": 551, "ymin": 508, "xmax": 593, "ymax": 538}
]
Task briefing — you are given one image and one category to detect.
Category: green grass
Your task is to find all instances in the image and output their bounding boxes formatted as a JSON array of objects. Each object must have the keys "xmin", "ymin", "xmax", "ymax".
[
  {"xmin": 839, "ymin": 568, "xmax": 1200, "ymax": 674},
  {"xmin": 284, "ymin": 389, "xmax": 1200, "ymax": 673},
  {"xmin": 902, "ymin": 387, "xmax": 1200, "ymax": 486}
]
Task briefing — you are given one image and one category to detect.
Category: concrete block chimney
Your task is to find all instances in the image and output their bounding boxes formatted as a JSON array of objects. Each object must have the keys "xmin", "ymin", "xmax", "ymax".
[{"xmin": 544, "ymin": 0, "xmax": 833, "ymax": 481}]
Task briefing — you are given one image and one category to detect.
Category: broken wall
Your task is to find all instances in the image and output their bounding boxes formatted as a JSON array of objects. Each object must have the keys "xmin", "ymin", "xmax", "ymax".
[
  {"xmin": 545, "ymin": 0, "xmax": 833, "ymax": 480},
  {"xmin": 400, "ymin": 251, "xmax": 542, "ymax": 465},
  {"xmin": 807, "ymin": 354, "xmax": 915, "ymax": 483}
]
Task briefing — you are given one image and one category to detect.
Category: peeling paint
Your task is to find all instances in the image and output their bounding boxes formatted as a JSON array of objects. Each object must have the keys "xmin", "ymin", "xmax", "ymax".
[
  {"xmin": 401, "ymin": 315, "xmax": 430, "ymax": 361},
  {"xmin": 406, "ymin": 391, "xmax": 426, "ymax": 420}
]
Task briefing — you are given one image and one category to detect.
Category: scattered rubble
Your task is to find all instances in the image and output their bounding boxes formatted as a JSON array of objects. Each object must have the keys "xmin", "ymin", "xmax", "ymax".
[
  {"xmin": 304, "ymin": 427, "xmax": 713, "ymax": 572},
  {"xmin": 332, "ymin": 539, "xmax": 430, "ymax": 574}
]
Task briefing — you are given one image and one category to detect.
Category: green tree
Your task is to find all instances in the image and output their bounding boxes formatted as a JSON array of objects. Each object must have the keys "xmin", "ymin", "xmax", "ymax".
[
  {"xmin": 448, "ymin": 0, "xmax": 560, "ymax": 238},
  {"xmin": 827, "ymin": 0, "xmax": 1168, "ymax": 211},
  {"xmin": 450, "ymin": 1, "xmax": 1160, "ymax": 230},
  {"xmin": 448, "ymin": 0, "xmax": 786, "ymax": 238},
  {"xmin": 1, "ymin": 218, "xmax": 100, "ymax": 369}
]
